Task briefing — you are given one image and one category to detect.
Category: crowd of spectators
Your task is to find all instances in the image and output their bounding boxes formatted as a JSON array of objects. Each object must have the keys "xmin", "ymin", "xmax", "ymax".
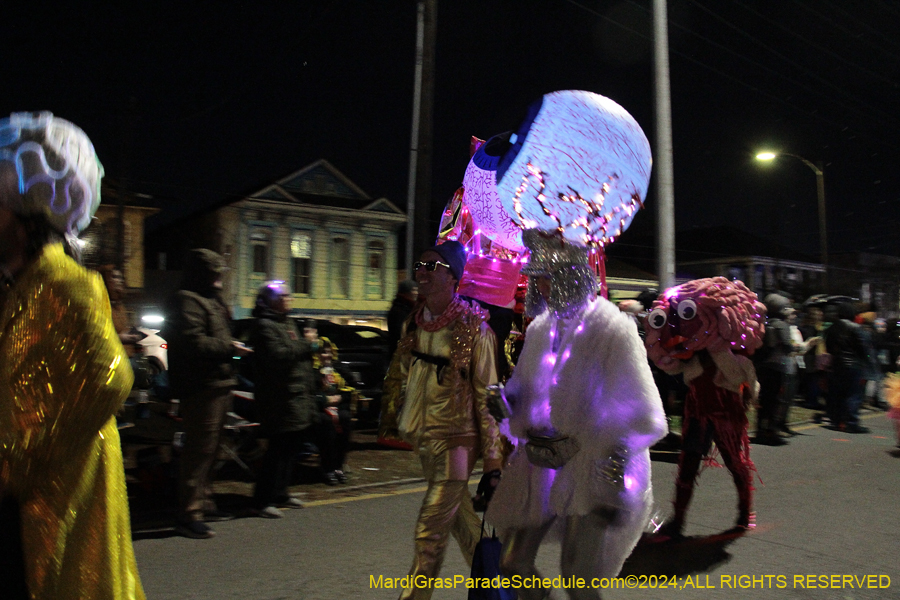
[{"xmin": 619, "ymin": 289, "xmax": 896, "ymax": 446}]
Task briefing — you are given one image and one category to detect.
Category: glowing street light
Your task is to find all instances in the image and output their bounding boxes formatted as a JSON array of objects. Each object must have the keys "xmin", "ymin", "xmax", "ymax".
[{"xmin": 755, "ymin": 150, "xmax": 828, "ymax": 289}]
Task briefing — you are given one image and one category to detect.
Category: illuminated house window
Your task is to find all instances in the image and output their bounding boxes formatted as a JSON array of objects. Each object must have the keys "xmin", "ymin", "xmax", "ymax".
[
  {"xmin": 250, "ymin": 229, "xmax": 270, "ymax": 277},
  {"xmin": 366, "ymin": 239, "xmax": 385, "ymax": 299},
  {"xmin": 332, "ymin": 236, "xmax": 350, "ymax": 297},
  {"xmin": 291, "ymin": 231, "xmax": 312, "ymax": 295}
]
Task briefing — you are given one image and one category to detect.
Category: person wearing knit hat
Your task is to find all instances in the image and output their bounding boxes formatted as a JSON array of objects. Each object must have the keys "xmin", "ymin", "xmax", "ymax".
[
  {"xmin": 755, "ymin": 293, "xmax": 795, "ymax": 445},
  {"xmin": 0, "ymin": 112, "xmax": 146, "ymax": 598},
  {"xmin": 380, "ymin": 242, "xmax": 502, "ymax": 600},
  {"xmin": 423, "ymin": 239, "xmax": 467, "ymax": 283}
]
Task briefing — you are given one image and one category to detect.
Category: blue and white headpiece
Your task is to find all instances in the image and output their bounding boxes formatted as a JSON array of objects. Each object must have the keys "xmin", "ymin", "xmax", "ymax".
[{"xmin": 0, "ymin": 112, "xmax": 104, "ymax": 236}]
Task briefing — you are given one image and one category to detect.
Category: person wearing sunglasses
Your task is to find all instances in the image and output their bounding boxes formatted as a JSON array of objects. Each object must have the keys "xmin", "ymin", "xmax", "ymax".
[{"xmin": 381, "ymin": 240, "xmax": 503, "ymax": 600}]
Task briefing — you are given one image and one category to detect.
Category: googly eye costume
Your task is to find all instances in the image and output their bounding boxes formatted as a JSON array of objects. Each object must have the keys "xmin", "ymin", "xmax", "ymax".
[{"xmin": 644, "ymin": 277, "xmax": 767, "ymax": 535}]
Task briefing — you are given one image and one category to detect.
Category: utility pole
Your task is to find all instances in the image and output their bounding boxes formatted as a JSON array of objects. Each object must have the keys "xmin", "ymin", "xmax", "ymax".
[
  {"xmin": 405, "ymin": 0, "xmax": 437, "ymax": 275},
  {"xmin": 653, "ymin": 0, "xmax": 676, "ymax": 291},
  {"xmin": 814, "ymin": 160, "xmax": 828, "ymax": 291}
]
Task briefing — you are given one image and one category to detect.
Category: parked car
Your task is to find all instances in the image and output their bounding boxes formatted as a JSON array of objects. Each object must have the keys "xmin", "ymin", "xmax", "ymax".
[
  {"xmin": 134, "ymin": 326, "xmax": 170, "ymax": 400},
  {"xmin": 137, "ymin": 327, "xmax": 168, "ymax": 373}
]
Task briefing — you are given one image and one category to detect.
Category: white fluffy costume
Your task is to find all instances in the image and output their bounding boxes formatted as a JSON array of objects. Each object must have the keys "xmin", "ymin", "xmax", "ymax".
[{"xmin": 486, "ymin": 230, "xmax": 666, "ymax": 596}]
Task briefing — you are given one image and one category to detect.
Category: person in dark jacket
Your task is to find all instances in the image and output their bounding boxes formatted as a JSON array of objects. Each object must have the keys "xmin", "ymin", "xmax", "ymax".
[
  {"xmin": 825, "ymin": 302, "xmax": 877, "ymax": 433},
  {"xmin": 166, "ymin": 248, "xmax": 252, "ymax": 539},
  {"xmin": 249, "ymin": 281, "xmax": 318, "ymax": 517},
  {"xmin": 387, "ymin": 279, "xmax": 418, "ymax": 358},
  {"xmin": 754, "ymin": 294, "xmax": 794, "ymax": 445}
]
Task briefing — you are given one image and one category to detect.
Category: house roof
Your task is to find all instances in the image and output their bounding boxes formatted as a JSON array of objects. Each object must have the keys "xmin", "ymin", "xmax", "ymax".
[
  {"xmin": 255, "ymin": 159, "xmax": 370, "ymax": 201},
  {"xmin": 146, "ymin": 159, "xmax": 403, "ymax": 231},
  {"xmin": 240, "ymin": 159, "xmax": 404, "ymax": 215},
  {"xmin": 605, "ymin": 256, "xmax": 658, "ymax": 281}
]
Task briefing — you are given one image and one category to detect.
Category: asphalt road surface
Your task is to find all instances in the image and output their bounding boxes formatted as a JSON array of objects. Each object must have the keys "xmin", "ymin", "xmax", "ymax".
[{"xmin": 133, "ymin": 412, "xmax": 899, "ymax": 600}]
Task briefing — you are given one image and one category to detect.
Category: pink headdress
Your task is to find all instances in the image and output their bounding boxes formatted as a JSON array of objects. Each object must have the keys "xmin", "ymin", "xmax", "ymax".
[{"xmin": 644, "ymin": 277, "xmax": 766, "ymax": 370}]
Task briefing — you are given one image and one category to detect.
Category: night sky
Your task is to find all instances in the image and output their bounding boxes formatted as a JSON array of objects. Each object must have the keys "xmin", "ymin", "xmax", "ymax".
[{"xmin": 3, "ymin": 1, "xmax": 899, "ymax": 261}]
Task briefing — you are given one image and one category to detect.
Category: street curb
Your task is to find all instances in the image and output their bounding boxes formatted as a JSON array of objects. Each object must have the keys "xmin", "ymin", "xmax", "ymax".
[{"xmin": 318, "ymin": 469, "xmax": 486, "ymax": 495}]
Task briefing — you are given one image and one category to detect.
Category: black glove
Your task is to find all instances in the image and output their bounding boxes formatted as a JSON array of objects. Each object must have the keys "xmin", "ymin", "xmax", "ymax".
[{"xmin": 472, "ymin": 469, "xmax": 502, "ymax": 512}]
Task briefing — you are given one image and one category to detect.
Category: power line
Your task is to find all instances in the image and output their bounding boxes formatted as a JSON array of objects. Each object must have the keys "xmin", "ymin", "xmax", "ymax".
[
  {"xmin": 802, "ymin": 0, "xmax": 900, "ymax": 60},
  {"xmin": 733, "ymin": 0, "xmax": 898, "ymax": 88},
  {"xmin": 564, "ymin": 0, "xmax": 900, "ymax": 150},
  {"xmin": 680, "ymin": 0, "xmax": 900, "ymax": 130}
]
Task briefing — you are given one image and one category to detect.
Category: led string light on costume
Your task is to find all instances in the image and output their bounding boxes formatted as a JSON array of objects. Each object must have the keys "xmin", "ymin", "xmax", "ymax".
[
  {"xmin": 644, "ymin": 277, "xmax": 766, "ymax": 370},
  {"xmin": 533, "ymin": 311, "xmax": 588, "ymax": 421},
  {"xmin": 511, "ymin": 162, "xmax": 644, "ymax": 249},
  {"xmin": 0, "ymin": 112, "xmax": 104, "ymax": 236},
  {"xmin": 511, "ymin": 163, "xmax": 545, "ymax": 232}
]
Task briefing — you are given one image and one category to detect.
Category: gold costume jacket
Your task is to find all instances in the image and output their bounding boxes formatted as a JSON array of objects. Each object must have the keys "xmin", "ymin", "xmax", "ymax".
[
  {"xmin": 0, "ymin": 244, "xmax": 144, "ymax": 600},
  {"xmin": 380, "ymin": 298, "xmax": 502, "ymax": 463}
]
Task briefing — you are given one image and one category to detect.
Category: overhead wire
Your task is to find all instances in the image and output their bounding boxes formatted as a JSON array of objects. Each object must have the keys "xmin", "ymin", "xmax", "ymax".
[
  {"xmin": 732, "ymin": 0, "xmax": 899, "ymax": 93},
  {"xmin": 801, "ymin": 0, "xmax": 900, "ymax": 60},
  {"xmin": 564, "ymin": 0, "xmax": 900, "ymax": 149},
  {"xmin": 679, "ymin": 0, "xmax": 900, "ymax": 130}
]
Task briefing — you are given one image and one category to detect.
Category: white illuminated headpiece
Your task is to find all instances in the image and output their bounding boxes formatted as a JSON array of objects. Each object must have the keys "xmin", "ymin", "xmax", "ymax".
[
  {"xmin": 0, "ymin": 112, "xmax": 104, "ymax": 236},
  {"xmin": 496, "ymin": 90, "xmax": 652, "ymax": 248}
]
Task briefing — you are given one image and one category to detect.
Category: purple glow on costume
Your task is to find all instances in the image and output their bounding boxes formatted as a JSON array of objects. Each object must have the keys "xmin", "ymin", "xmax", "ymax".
[
  {"xmin": 463, "ymin": 143, "xmax": 525, "ymax": 251},
  {"xmin": 562, "ymin": 349, "xmax": 571, "ymax": 362},
  {"xmin": 545, "ymin": 353, "xmax": 557, "ymax": 367},
  {"xmin": 624, "ymin": 475, "xmax": 636, "ymax": 490},
  {"xmin": 532, "ymin": 398, "xmax": 552, "ymax": 424}
]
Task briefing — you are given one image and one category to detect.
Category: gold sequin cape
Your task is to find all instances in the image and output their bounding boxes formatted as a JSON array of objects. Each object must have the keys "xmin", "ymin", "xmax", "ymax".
[
  {"xmin": 379, "ymin": 298, "xmax": 502, "ymax": 462},
  {"xmin": 0, "ymin": 243, "xmax": 144, "ymax": 600}
]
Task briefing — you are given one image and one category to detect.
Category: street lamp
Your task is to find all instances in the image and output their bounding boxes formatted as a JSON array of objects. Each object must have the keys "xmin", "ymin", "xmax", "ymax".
[{"xmin": 755, "ymin": 151, "xmax": 828, "ymax": 290}]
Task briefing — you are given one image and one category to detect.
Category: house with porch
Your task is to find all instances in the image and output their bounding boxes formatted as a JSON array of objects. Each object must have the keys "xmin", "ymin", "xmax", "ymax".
[{"xmin": 145, "ymin": 160, "xmax": 406, "ymax": 327}]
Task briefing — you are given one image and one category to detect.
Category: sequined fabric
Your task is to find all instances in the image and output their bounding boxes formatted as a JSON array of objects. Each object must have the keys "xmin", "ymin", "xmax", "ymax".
[
  {"xmin": 380, "ymin": 297, "xmax": 501, "ymax": 600},
  {"xmin": 520, "ymin": 229, "xmax": 590, "ymax": 276},
  {"xmin": 0, "ymin": 243, "xmax": 144, "ymax": 600},
  {"xmin": 380, "ymin": 298, "xmax": 502, "ymax": 463},
  {"xmin": 521, "ymin": 229, "xmax": 597, "ymax": 319}
]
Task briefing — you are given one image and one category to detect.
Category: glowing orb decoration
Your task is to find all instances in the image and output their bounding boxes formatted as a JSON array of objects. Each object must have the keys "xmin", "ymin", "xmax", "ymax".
[
  {"xmin": 496, "ymin": 90, "xmax": 652, "ymax": 248},
  {"xmin": 462, "ymin": 133, "xmax": 524, "ymax": 251}
]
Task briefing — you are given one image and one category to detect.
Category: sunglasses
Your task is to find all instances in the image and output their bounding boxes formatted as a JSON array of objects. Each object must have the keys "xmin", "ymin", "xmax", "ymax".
[{"xmin": 413, "ymin": 260, "xmax": 451, "ymax": 272}]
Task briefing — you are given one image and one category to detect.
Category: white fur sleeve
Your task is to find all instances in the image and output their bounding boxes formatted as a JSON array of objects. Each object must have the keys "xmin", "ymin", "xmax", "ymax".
[{"xmin": 579, "ymin": 306, "xmax": 668, "ymax": 454}]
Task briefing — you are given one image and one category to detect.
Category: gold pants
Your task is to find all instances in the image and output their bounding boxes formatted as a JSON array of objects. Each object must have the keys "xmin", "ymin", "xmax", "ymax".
[{"xmin": 399, "ymin": 441, "xmax": 480, "ymax": 600}]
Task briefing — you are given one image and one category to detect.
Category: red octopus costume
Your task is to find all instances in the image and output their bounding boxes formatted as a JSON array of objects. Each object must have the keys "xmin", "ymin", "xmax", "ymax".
[{"xmin": 644, "ymin": 277, "xmax": 766, "ymax": 534}]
